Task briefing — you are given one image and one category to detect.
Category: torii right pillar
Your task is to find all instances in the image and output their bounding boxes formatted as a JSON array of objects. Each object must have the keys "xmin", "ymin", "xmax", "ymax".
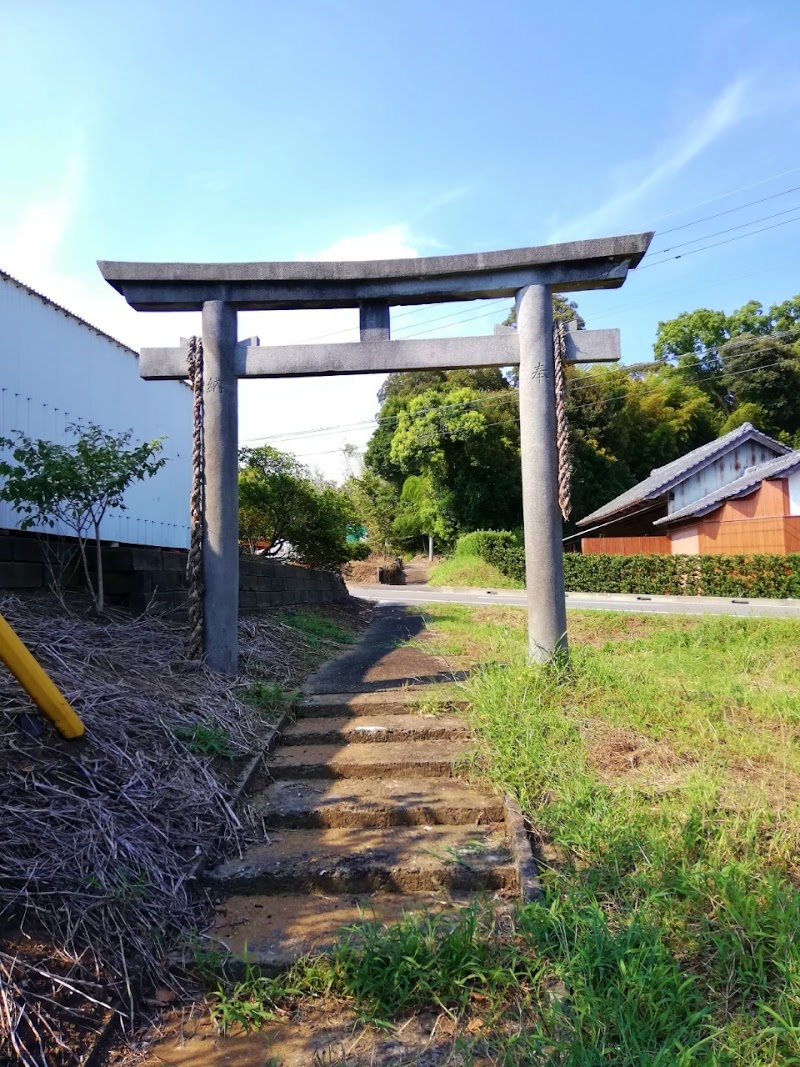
[{"xmin": 517, "ymin": 285, "xmax": 567, "ymax": 661}]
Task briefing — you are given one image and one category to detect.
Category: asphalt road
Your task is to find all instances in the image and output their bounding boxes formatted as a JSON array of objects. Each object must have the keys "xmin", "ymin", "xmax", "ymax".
[{"xmin": 346, "ymin": 583, "xmax": 800, "ymax": 619}]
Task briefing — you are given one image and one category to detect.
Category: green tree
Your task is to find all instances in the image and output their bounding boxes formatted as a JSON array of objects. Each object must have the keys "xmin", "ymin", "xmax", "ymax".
[
  {"xmin": 561, "ymin": 361, "xmax": 723, "ymax": 525},
  {"xmin": 0, "ymin": 422, "xmax": 166, "ymax": 613},
  {"xmin": 388, "ymin": 385, "xmax": 521, "ymax": 534},
  {"xmin": 392, "ymin": 474, "xmax": 451, "ymax": 558},
  {"xmin": 720, "ymin": 336, "xmax": 800, "ymax": 440},
  {"xmin": 343, "ymin": 470, "xmax": 400, "ymax": 553},
  {"xmin": 654, "ymin": 294, "xmax": 800, "ymax": 433},
  {"xmin": 366, "ymin": 368, "xmax": 514, "ymax": 490},
  {"xmin": 238, "ymin": 446, "xmax": 353, "ymax": 569}
]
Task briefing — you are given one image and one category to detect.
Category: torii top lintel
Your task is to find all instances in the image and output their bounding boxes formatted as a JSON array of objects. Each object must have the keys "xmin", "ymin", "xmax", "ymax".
[{"xmin": 98, "ymin": 232, "xmax": 653, "ymax": 312}]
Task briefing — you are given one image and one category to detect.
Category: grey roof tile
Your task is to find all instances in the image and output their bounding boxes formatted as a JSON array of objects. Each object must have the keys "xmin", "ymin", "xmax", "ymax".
[
  {"xmin": 577, "ymin": 423, "xmax": 791, "ymax": 527},
  {"xmin": 654, "ymin": 450, "xmax": 800, "ymax": 525}
]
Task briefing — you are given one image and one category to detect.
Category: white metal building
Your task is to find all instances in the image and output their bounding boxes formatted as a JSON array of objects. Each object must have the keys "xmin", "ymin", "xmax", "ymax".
[{"xmin": 0, "ymin": 269, "xmax": 191, "ymax": 548}]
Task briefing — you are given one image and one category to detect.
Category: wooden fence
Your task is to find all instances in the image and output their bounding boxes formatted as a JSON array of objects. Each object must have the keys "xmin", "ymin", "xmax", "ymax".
[{"xmin": 581, "ymin": 536, "xmax": 671, "ymax": 556}]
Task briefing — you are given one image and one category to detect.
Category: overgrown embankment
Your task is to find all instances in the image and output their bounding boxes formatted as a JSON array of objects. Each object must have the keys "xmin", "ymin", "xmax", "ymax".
[
  {"xmin": 0, "ymin": 592, "xmax": 367, "ymax": 1067},
  {"xmin": 428, "ymin": 530, "xmax": 523, "ymax": 589}
]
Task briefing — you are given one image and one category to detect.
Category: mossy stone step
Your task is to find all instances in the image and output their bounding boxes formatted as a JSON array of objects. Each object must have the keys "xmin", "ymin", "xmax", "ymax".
[
  {"xmin": 254, "ymin": 776, "xmax": 505, "ymax": 829},
  {"xmin": 281, "ymin": 713, "xmax": 470, "ymax": 746},
  {"xmin": 204, "ymin": 825, "xmax": 516, "ymax": 895}
]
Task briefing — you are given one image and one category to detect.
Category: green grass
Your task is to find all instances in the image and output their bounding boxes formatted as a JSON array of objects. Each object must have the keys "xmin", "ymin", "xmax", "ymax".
[
  {"xmin": 417, "ymin": 606, "xmax": 800, "ymax": 1062},
  {"xmin": 241, "ymin": 680, "xmax": 298, "ymax": 719},
  {"xmin": 201, "ymin": 608, "xmax": 800, "ymax": 1062},
  {"xmin": 172, "ymin": 722, "xmax": 235, "ymax": 759},
  {"xmin": 281, "ymin": 609, "xmax": 357, "ymax": 646},
  {"xmin": 428, "ymin": 552, "xmax": 523, "ymax": 590}
]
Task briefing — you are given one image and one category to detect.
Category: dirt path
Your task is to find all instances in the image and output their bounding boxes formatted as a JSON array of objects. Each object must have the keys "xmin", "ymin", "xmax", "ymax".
[
  {"xmin": 140, "ymin": 605, "xmax": 529, "ymax": 1066},
  {"xmin": 402, "ymin": 555, "xmax": 435, "ymax": 585}
]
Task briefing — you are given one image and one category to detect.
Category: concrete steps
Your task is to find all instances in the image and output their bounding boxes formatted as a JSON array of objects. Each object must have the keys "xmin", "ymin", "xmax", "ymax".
[
  {"xmin": 213, "ymin": 892, "xmax": 474, "ymax": 973},
  {"xmin": 206, "ymin": 658, "xmax": 530, "ymax": 969},
  {"xmin": 267, "ymin": 739, "xmax": 471, "ymax": 780},
  {"xmin": 296, "ymin": 690, "xmax": 468, "ymax": 718},
  {"xmin": 205, "ymin": 825, "xmax": 516, "ymax": 895},
  {"xmin": 252, "ymin": 776, "xmax": 505, "ymax": 829},
  {"xmin": 281, "ymin": 713, "xmax": 471, "ymax": 746}
]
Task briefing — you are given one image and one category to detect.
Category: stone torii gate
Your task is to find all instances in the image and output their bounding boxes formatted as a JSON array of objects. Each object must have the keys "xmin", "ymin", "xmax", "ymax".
[{"xmin": 99, "ymin": 233, "xmax": 652, "ymax": 673}]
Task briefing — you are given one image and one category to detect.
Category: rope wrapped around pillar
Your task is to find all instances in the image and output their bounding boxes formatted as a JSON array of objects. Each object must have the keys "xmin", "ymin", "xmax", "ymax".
[
  {"xmin": 186, "ymin": 336, "xmax": 205, "ymax": 659},
  {"xmin": 553, "ymin": 320, "xmax": 572, "ymax": 521}
]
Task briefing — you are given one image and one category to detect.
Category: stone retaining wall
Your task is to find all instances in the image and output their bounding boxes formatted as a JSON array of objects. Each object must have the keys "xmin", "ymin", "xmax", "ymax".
[{"xmin": 0, "ymin": 533, "xmax": 348, "ymax": 613}]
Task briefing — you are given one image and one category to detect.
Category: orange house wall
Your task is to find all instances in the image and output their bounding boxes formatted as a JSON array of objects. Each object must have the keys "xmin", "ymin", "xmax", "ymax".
[
  {"xmin": 581, "ymin": 536, "xmax": 671, "ymax": 556},
  {"xmin": 691, "ymin": 479, "xmax": 797, "ymax": 554},
  {"xmin": 696, "ymin": 517, "xmax": 798, "ymax": 554},
  {"xmin": 713, "ymin": 478, "xmax": 787, "ymax": 521}
]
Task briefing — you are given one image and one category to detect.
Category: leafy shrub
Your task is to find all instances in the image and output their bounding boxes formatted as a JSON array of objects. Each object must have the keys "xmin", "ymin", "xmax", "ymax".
[
  {"xmin": 455, "ymin": 530, "xmax": 519, "ymax": 559},
  {"xmin": 345, "ymin": 540, "xmax": 372, "ymax": 562},
  {"xmin": 0, "ymin": 422, "xmax": 165, "ymax": 613}
]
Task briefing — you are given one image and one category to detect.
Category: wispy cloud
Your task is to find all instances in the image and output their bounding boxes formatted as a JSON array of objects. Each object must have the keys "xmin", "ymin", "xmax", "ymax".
[
  {"xmin": 300, "ymin": 223, "xmax": 425, "ymax": 261},
  {"xmin": 0, "ymin": 153, "xmax": 202, "ymax": 352},
  {"xmin": 0, "ymin": 152, "xmax": 84, "ymax": 294},
  {"xmin": 417, "ymin": 183, "xmax": 473, "ymax": 220},
  {"xmin": 548, "ymin": 78, "xmax": 753, "ymax": 242}
]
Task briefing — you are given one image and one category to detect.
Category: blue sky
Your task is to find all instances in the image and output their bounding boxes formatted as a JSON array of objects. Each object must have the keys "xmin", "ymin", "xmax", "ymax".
[{"xmin": 2, "ymin": 1, "xmax": 800, "ymax": 478}]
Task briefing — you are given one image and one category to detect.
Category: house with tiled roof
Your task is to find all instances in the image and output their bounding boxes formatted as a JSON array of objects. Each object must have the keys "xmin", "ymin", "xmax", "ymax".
[{"xmin": 575, "ymin": 423, "xmax": 800, "ymax": 556}]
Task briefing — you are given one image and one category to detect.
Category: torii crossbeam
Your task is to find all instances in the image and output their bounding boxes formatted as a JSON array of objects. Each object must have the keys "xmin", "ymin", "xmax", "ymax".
[{"xmin": 99, "ymin": 233, "xmax": 652, "ymax": 672}]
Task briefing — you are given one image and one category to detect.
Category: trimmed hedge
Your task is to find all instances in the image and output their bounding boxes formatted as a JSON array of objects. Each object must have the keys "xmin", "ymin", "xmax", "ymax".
[
  {"xmin": 454, "ymin": 529, "xmax": 520, "ymax": 559},
  {"xmin": 459, "ymin": 529, "xmax": 800, "ymax": 598},
  {"xmin": 563, "ymin": 553, "xmax": 800, "ymax": 599}
]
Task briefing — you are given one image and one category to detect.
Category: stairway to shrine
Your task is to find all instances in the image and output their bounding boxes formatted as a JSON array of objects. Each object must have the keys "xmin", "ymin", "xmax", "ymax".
[{"xmin": 205, "ymin": 606, "xmax": 534, "ymax": 972}]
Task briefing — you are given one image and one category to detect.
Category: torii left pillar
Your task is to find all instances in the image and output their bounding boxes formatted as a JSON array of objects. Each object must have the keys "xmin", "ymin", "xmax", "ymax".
[{"xmin": 202, "ymin": 301, "xmax": 239, "ymax": 673}]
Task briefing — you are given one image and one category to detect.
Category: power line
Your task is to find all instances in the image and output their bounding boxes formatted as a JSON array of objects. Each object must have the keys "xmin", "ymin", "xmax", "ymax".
[
  {"xmin": 292, "ymin": 297, "xmax": 507, "ymax": 346},
  {"xmin": 402, "ymin": 301, "xmax": 513, "ymax": 338},
  {"xmin": 647, "ymin": 165, "xmax": 800, "ymax": 226},
  {"xmin": 292, "ymin": 354, "xmax": 786, "ymax": 460},
  {"xmin": 638, "ymin": 212, "xmax": 800, "ymax": 270},
  {"xmin": 656, "ymin": 181, "xmax": 800, "ymax": 236},
  {"xmin": 243, "ymin": 329, "xmax": 800, "ymax": 449},
  {"xmin": 242, "ymin": 172, "xmax": 800, "ymax": 451},
  {"xmin": 291, "ymin": 300, "xmax": 455, "ymax": 345},
  {"xmin": 392, "ymin": 299, "xmax": 508, "ymax": 336},
  {"xmin": 649, "ymin": 203, "xmax": 800, "ymax": 257},
  {"xmin": 249, "ymin": 171, "xmax": 800, "ymax": 355}
]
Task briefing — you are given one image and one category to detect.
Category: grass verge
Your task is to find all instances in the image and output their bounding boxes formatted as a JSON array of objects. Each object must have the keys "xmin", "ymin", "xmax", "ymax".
[
  {"xmin": 281, "ymin": 608, "xmax": 357, "ymax": 646},
  {"xmin": 421, "ymin": 605, "xmax": 800, "ymax": 1062},
  {"xmin": 428, "ymin": 552, "xmax": 523, "ymax": 590}
]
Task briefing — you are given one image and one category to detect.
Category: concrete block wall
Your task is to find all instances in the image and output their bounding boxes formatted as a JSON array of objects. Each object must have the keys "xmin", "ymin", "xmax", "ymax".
[{"xmin": 0, "ymin": 533, "xmax": 349, "ymax": 613}]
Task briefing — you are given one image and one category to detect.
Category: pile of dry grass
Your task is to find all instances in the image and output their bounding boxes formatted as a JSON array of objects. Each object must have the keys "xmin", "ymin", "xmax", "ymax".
[
  {"xmin": 0, "ymin": 592, "xmax": 366, "ymax": 1066},
  {"xmin": 342, "ymin": 555, "xmax": 403, "ymax": 585}
]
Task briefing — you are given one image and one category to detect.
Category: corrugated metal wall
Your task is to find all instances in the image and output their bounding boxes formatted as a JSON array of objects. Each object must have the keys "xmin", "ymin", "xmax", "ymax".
[
  {"xmin": 0, "ymin": 274, "xmax": 192, "ymax": 548},
  {"xmin": 671, "ymin": 441, "xmax": 783, "ymax": 514}
]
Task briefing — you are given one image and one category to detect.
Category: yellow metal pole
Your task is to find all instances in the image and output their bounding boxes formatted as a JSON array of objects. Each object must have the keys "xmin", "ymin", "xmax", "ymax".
[{"xmin": 0, "ymin": 613, "xmax": 84, "ymax": 739}]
